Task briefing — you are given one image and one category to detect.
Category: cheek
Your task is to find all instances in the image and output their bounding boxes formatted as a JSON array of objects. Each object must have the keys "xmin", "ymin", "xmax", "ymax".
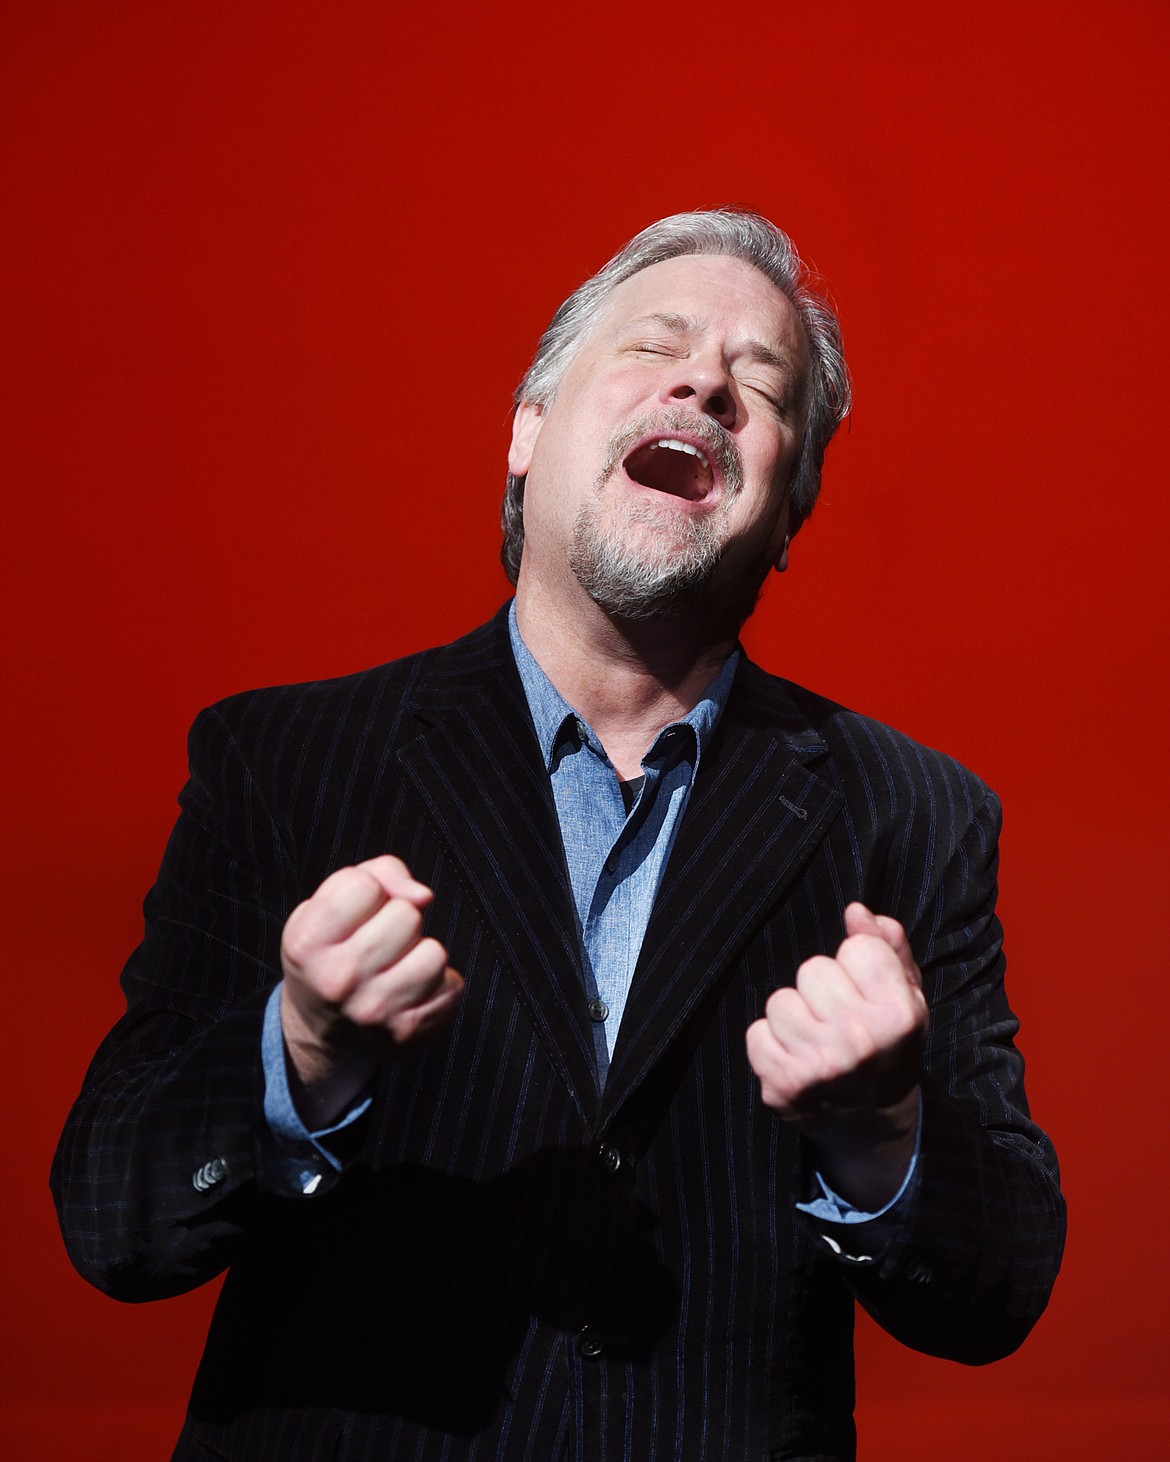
[
  {"xmin": 537, "ymin": 381, "xmax": 640, "ymax": 474},
  {"xmin": 567, "ymin": 362, "xmax": 657, "ymax": 415}
]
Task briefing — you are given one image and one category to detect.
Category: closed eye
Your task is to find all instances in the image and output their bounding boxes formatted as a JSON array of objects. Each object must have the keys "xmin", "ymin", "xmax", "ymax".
[{"xmin": 743, "ymin": 380, "xmax": 793, "ymax": 414}]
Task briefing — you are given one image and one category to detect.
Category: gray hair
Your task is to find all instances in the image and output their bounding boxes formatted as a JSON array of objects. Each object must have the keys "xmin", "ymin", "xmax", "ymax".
[{"xmin": 501, "ymin": 208, "xmax": 851, "ymax": 584}]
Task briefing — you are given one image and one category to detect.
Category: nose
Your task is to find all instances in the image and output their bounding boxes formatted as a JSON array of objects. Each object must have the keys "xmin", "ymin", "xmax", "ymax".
[{"xmin": 660, "ymin": 352, "xmax": 737, "ymax": 429}]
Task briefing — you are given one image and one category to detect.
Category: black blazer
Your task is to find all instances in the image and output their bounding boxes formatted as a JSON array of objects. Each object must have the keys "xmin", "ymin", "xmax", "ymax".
[{"xmin": 52, "ymin": 607, "xmax": 1064, "ymax": 1461}]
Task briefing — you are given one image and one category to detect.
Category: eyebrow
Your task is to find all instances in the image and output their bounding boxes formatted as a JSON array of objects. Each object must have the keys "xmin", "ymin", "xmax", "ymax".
[{"xmin": 622, "ymin": 312, "xmax": 799, "ymax": 381}]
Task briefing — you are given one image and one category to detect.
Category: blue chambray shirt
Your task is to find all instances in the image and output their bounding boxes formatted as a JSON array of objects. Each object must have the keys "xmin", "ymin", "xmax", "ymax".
[{"xmin": 507, "ymin": 602, "xmax": 736, "ymax": 1085}]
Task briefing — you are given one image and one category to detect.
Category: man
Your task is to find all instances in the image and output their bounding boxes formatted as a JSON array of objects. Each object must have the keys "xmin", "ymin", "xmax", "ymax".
[{"xmin": 53, "ymin": 210, "xmax": 1065, "ymax": 1461}]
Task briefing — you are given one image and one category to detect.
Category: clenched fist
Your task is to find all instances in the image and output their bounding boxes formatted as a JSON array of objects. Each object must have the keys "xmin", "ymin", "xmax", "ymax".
[
  {"xmin": 279, "ymin": 855, "xmax": 464, "ymax": 1126},
  {"xmin": 746, "ymin": 902, "xmax": 927, "ymax": 1209}
]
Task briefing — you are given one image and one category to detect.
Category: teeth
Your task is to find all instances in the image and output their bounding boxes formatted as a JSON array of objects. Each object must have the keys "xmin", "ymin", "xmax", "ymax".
[{"xmin": 651, "ymin": 438, "xmax": 710, "ymax": 468}]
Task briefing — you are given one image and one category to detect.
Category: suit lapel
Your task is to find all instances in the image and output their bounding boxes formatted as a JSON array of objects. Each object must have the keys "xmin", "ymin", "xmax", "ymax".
[
  {"xmin": 394, "ymin": 609, "xmax": 600, "ymax": 1124},
  {"xmin": 600, "ymin": 662, "xmax": 842, "ymax": 1124},
  {"xmin": 394, "ymin": 614, "xmax": 844, "ymax": 1130}
]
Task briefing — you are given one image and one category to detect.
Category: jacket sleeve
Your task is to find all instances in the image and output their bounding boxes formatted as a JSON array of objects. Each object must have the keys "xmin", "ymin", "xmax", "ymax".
[
  {"xmin": 806, "ymin": 785, "xmax": 1066, "ymax": 1362},
  {"xmin": 51, "ymin": 700, "xmax": 299, "ymax": 1302}
]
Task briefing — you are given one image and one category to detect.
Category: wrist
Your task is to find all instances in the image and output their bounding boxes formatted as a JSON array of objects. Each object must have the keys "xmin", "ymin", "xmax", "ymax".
[
  {"xmin": 804, "ymin": 1086, "xmax": 920, "ymax": 1211},
  {"xmin": 279, "ymin": 986, "xmax": 378, "ymax": 1128}
]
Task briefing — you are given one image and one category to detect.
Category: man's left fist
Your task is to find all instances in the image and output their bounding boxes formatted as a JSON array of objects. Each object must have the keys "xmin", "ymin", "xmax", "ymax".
[{"xmin": 746, "ymin": 902, "xmax": 927, "ymax": 1134}]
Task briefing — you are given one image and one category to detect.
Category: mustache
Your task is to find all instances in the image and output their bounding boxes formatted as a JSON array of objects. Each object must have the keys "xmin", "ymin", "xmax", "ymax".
[{"xmin": 597, "ymin": 409, "xmax": 744, "ymax": 497}]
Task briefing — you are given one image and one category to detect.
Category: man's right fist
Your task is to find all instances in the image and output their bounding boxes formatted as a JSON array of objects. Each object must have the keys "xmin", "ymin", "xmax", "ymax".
[{"xmin": 278, "ymin": 855, "xmax": 464, "ymax": 1124}]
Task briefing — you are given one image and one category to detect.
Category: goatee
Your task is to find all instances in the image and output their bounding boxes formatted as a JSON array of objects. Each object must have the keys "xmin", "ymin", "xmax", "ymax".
[
  {"xmin": 568, "ymin": 411, "xmax": 764, "ymax": 628},
  {"xmin": 569, "ymin": 498, "xmax": 723, "ymax": 620}
]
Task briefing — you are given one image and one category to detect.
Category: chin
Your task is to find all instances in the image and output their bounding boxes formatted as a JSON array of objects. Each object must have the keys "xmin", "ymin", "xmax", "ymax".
[
  {"xmin": 568, "ymin": 495, "xmax": 774, "ymax": 632},
  {"xmin": 574, "ymin": 539, "xmax": 766, "ymax": 636}
]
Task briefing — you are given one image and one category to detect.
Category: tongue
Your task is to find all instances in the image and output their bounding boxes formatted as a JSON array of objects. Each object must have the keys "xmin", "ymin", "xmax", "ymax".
[{"xmin": 624, "ymin": 443, "xmax": 708, "ymax": 501}]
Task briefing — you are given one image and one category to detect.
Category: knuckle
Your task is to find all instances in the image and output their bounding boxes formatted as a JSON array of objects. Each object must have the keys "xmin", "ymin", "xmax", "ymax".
[
  {"xmin": 767, "ymin": 985, "xmax": 801, "ymax": 1017},
  {"xmin": 745, "ymin": 1019, "xmax": 770, "ymax": 1063},
  {"xmin": 839, "ymin": 932, "xmax": 879, "ymax": 964},
  {"xmin": 394, "ymin": 900, "xmax": 424, "ymax": 943},
  {"xmin": 341, "ymin": 1001, "xmax": 377, "ymax": 1032},
  {"xmin": 314, "ymin": 962, "xmax": 353, "ymax": 1006},
  {"xmin": 793, "ymin": 965, "xmax": 813, "ymax": 996},
  {"xmin": 900, "ymin": 1000, "xmax": 928, "ymax": 1041},
  {"xmin": 321, "ymin": 863, "xmax": 361, "ymax": 896},
  {"xmin": 342, "ymin": 983, "xmax": 385, "ymax": 1027},
  {"xmin": 350, "ymin": 865, "xmax": 387, "ymax": 900},
  {"xmin": 281, "ymin": 909, "xmax": 314, "ymax": 965},
  {"xmin": 795, "ymin": 955, "xmax": 836, "ymax": 992},
  {"xmin": 418, "ymin": 934, "xmax": 447, "ymax": 964}
]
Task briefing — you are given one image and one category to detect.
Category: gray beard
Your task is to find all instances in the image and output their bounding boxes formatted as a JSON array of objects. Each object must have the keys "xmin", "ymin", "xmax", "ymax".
[
  {"xmin": 568, "ymin": 498, "xmax": 724, "ymax": 620},
  {"xmin": 568, "ymin": 409, "xmax": 748, "ymax": 623}
]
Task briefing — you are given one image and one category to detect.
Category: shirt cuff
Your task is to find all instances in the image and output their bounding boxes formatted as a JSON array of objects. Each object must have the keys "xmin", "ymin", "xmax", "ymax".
[
  {"xmin": 794, "ymin": 1095, "xmax": 923, "ymax": 1262},
  {"xmin": 260, "ymin": 982, "xmax": 371, "ymax": 1197},
  {"xmin": 797, "ymin": 1150, "xmax": 917, "ymax": 1223}
]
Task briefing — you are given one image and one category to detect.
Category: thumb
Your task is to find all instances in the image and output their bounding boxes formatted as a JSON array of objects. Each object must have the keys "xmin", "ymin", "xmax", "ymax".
[
  {"xmin": 843, "ymin": 901, "xmax": 880, "ymax": 937},
  {"xmin": 843, "ymin": 902, "xmax": 920, "ymax": 988},
  {"xmin": 358, "ymin": 855, "xmax": 435, "ymax": 909}
]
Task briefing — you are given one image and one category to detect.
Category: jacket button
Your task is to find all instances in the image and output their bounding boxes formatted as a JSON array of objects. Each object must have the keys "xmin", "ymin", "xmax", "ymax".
[
  {"xmin": 192, "ymin": 1157, "xmax": 227, "ymax": 1192},
  {"xmin": 598, "ymin": 1144, "xmax": 621, "ymax": 1174},
  {"xmin": 577, "ymin": 1326, "xmax": 603, "ymax": 1359},
  {"xmin": 588, "ymin": 998, "xmax": 609, "ymax": 1022},
  {"xmin": 906, "ymin": 1259, "xmax": 933, "ymax": 1285}
]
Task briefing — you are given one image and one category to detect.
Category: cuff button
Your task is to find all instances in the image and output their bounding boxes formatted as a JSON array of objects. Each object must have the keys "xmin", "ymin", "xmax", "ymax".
[{"xmin": 192, "ymin": 1157, "xmax": 227, "ymax": 1191}]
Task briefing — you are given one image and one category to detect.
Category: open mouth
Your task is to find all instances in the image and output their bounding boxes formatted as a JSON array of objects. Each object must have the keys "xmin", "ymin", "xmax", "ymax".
[{"xmin": 622, "ymin": 437, "xmax": 715, "ymax": 503}]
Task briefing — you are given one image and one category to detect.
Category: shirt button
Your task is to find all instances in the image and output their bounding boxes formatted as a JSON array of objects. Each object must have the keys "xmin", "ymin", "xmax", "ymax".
[
  {"xmin": 588, "ymin": 998, "xmax": 609, "ymax": 1022},
  {"xmin": 577, "ymin": 1326, "xmax": 604, "ymax": 1359},
  {"xmin": 604, "ymin": 855, "xmax": 618, "ymax": 874},
  {"xmin": 598, "ymin": 1144, "xmax": 622, "ymax": 1174}
]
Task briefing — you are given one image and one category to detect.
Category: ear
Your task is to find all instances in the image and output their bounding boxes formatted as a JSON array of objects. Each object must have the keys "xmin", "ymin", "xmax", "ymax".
[
  {"xmin": 772, "ymin": 495, "xmax": 794, "ymax": 573},
  {"xmin": 508, "ymin": 400, "xmax": 545, "ymax": 477}
]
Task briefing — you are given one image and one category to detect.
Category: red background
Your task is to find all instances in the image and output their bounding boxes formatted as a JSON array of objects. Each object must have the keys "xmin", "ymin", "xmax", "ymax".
[{"xmin": 3, "ymin": 2, "xmax": 1167, "ymax": 1456}]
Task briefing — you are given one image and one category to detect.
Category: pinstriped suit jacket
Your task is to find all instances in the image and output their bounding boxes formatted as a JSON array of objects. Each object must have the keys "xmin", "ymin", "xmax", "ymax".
[{"xmin": 52, "ymin": 605, "xmax": 1064, "ymax": 1462}]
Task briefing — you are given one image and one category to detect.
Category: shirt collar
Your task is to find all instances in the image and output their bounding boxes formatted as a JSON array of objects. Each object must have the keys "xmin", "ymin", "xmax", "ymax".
[{"xmin": 508, "ymin": 600, "xmax": 739, "ymax": 774}]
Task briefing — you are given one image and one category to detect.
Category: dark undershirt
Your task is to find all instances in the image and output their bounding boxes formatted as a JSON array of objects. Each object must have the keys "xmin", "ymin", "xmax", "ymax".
[{"xmin": 618, "ymin": 776, "xmax": 645, "ymax": 815}]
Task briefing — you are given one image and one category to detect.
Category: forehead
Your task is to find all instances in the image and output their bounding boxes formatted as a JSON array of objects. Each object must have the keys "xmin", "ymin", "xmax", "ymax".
[{"xmin": 595, "ymin": 253, "xmax": 807, "ymax": 360}]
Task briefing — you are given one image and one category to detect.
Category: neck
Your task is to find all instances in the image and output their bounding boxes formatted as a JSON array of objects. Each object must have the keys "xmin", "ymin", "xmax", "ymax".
[{"xmin": 514, "ymin": 576, "xmax": 736, "ymax": 778}]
